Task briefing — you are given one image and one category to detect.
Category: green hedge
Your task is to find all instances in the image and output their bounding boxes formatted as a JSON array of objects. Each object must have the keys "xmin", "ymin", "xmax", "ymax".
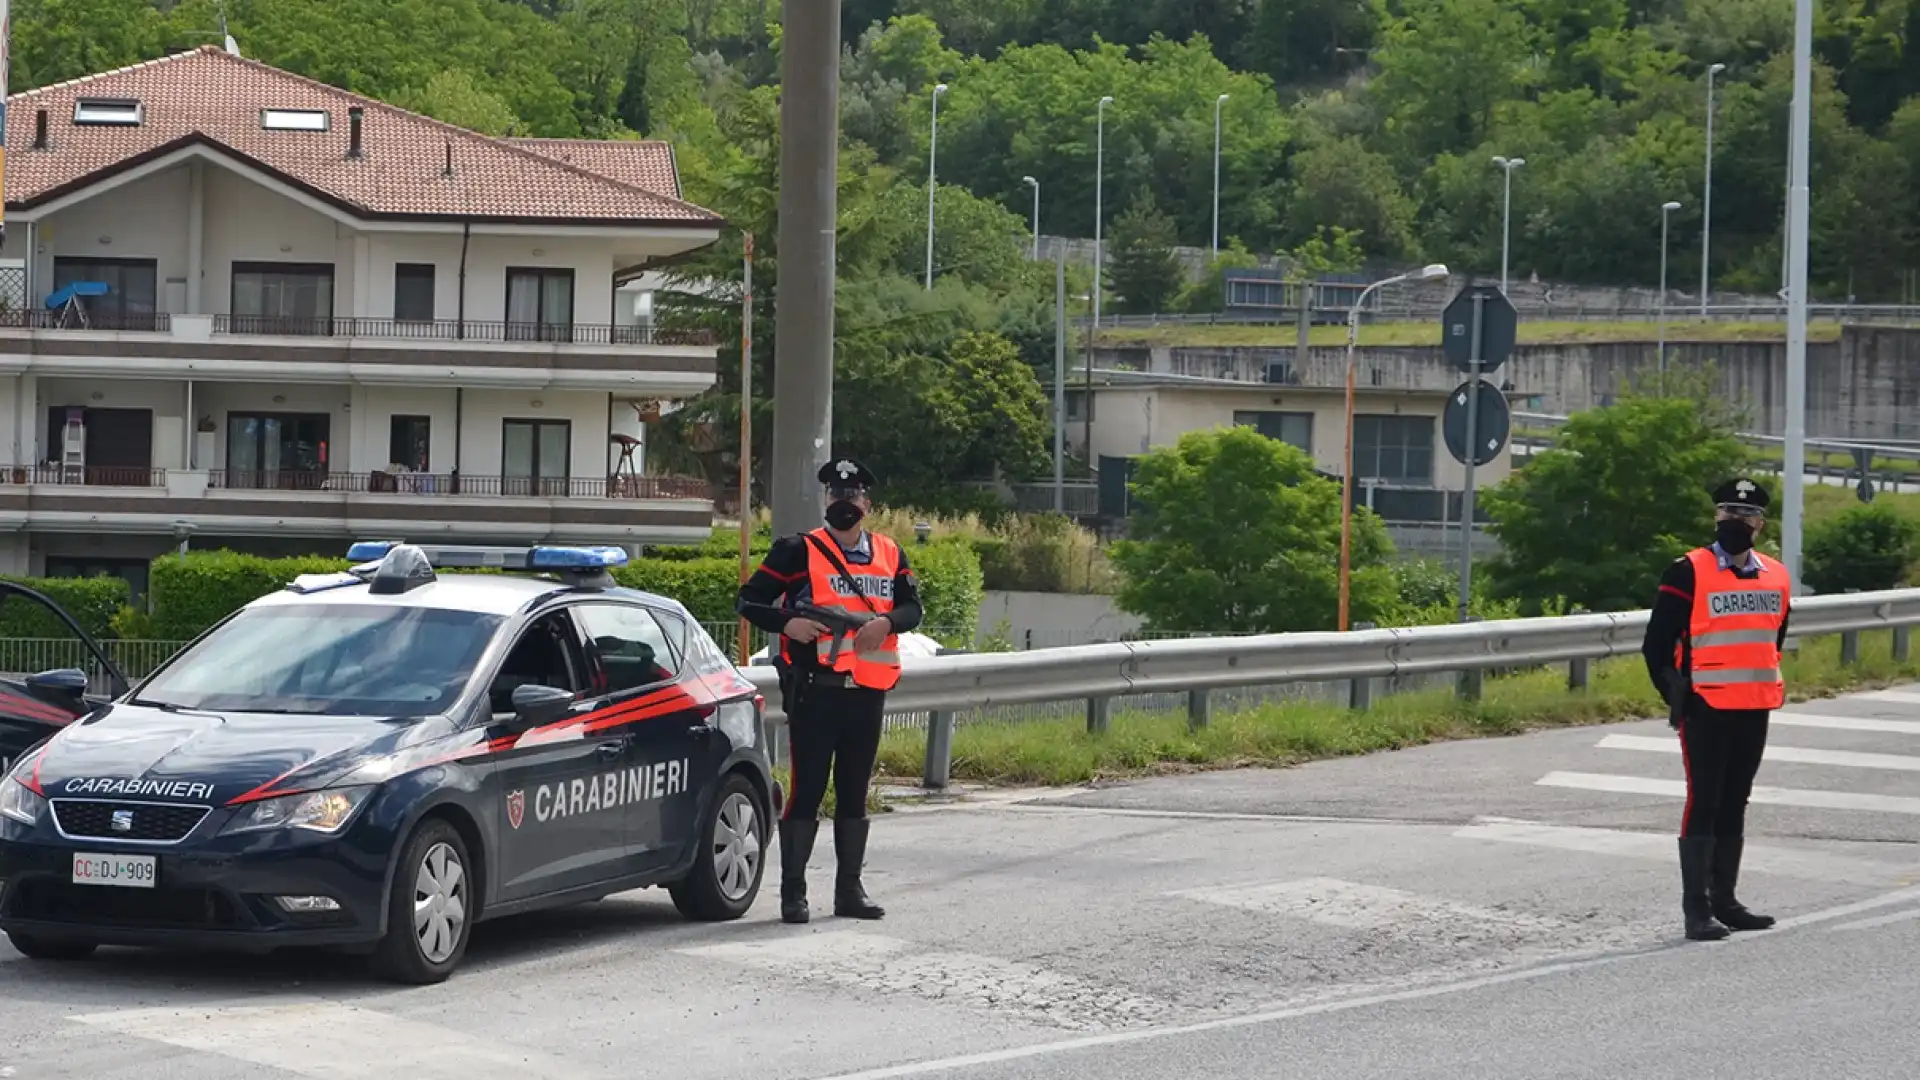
[
  {"xmin": 0, "ymin": 574, "xmax": 130, "ymax": 640},
  {"xmin": 148, "ymin": 552, "xmax": 360, "ymax": 640}
]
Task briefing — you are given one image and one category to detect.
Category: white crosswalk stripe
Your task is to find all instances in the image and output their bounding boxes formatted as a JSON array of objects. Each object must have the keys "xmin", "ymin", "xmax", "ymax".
[
  {"xmin": 1539, "ymin": 770, "xmax": 1920, "ymax": 815},
  {"xmin": 1170, "ymin": 877, "xmax": 1570, "ymax": 936},
  {"xmin": 1452, "ymin": 817, "xmax": 1914, "ymax": 886},
  {"xmin": 1598, "ymin": 732, "xmax": 1920, "ymax": 771},
  {"xmin": 1770, "ymin": 712, "xmax": 1920, "ymax": 736}
]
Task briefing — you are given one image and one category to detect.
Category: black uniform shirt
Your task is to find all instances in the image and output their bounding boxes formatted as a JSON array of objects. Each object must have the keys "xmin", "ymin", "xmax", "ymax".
[
  {"xmin": 736, "ymin": 531, "xmax": 924, "ymax": 672},
  {"xmin": 1641, "ymin": 544, "xmax": 1791, "ymax": 707}
]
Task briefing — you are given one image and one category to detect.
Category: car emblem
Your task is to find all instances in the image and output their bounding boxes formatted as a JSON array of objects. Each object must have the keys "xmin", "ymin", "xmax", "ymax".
[
  {"xmin": 110, "ymin": 809, "xmax": 135, "ymax": 833},
  {"xmin": 506, "ymin": 790, "xmax": 524, "ymax": 830}
]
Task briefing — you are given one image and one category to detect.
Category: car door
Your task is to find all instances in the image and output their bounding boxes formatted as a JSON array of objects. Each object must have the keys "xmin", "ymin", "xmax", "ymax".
[
  {"xmin": 485, "ymin": 607, "xmax": 632, "ymax": 903},
  {"xmin": 571, "ymin": 600, "xmax": 718, "ymax": 876}
]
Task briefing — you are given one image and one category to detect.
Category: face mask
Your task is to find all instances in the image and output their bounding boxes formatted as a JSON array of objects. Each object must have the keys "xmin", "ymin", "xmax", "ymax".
[
  {"xmin": 1715, "ymin": 517, "xmax": 1755, "ymax": 554},
  {"xmin": 825, "ymin": 499, "xmax": 866, "ymax": 531}
]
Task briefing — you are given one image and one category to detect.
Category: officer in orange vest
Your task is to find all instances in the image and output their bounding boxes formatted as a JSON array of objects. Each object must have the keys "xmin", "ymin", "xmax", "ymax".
[
  {"xmin": 1641, "ymin": 477, "xmax": 1792, "ymax": 941},
  {"xmin": 735, "ymin": 459, "xmax": 923, "ymax": 924}
]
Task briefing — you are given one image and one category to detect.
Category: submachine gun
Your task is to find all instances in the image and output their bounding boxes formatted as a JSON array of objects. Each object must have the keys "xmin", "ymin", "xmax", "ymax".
[{"xmin": 791, "ymin": 603, "xmax": 876, "ymax": 667}]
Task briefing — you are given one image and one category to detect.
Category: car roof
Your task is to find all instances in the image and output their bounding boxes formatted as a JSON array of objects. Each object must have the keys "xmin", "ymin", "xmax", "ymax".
[{"xmin": 242, "ymin": 572, "xmax": 701, "ymax": 621}]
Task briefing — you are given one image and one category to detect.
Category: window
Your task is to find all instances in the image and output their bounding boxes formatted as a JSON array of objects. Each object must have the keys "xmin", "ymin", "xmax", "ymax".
[
  {"xmin": 1353, "ymin": 414, "xmax": 1434, "ymax": 485},
  {"xmin": 502, "ymin": 419, "xmax": 570, "ymax": 495},
  {"xmin": 133, "ymin": 605, "xmax": 505, "ymax": 716},
  {"xmin": 389, "ymin": 415, "xmax": 431, "ymax": 471},
  {"xmin": 52, "ymin": 257, "xmax": 158, "ymax": 330},
  {"xmin": 505, "ymin": 267, "xmax": 574, "ymax": 342},
  {"xmin": 486, "ymin": 612, "xmax": 586, "ymax": 716},
  {"xmin": 73, "ymin": 98, "xmax": 142, "ymax": 126},
  {"xmin": 261, "ymin": 108, "xmax": 329, "ymax": 131},
  {"xmin": 44, "ymin": 406, "xmax": 153, "ymax": 481},
  {"xmin": 231, "ymin": 261, "xmax": 334, "ymax": 335},
  {"xmin": 574, "ymin": 604, "xmax": 680, "ymax": 695},
  {"xmin": 394, "ymin": 263, "xmax": 435, "ymax": 323},
  {"xmin": 1233, "ymin": 410, "xmax": 1313, "ymax": 454},
  {"xmin": 227, "ymin": 412, "xmax": 330, "ymax": 489}
]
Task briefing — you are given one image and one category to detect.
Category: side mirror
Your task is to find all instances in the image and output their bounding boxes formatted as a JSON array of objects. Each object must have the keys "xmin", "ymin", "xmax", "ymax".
[
  {"xmin": 508, "ymin": 683, "xmax": 573, "ymax": 729},
  {"xmin": 26, "ymin": 668, "xmax": 90, "ymax": 699}
]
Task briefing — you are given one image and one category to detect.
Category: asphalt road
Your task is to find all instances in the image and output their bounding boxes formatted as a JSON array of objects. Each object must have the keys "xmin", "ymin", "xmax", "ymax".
[{"xmin": 6, "ymin": 685, "xmax": 1920, "ymax": 1080}]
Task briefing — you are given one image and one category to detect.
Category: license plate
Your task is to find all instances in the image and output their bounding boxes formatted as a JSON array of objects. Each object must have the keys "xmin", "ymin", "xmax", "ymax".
[{"xmin": 71, "ymin": 853, "xmax": 157, "ymax": 889}]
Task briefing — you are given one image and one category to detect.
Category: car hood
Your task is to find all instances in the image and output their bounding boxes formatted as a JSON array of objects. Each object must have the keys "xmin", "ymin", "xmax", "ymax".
[{"xmin": 28, "ymin": 702, "xmax": 434, "ymax": 807}]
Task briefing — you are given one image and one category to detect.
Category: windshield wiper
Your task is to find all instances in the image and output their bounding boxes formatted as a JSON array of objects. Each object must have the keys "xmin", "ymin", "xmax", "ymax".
[{"xmin": 127, "ymin": 698, "xmax": 189, "ymax": 712}]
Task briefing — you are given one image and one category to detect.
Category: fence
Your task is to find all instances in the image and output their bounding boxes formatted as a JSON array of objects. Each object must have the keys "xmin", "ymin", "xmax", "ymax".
[{"xmin": 1080, "ymin": 302, "xmax": 1920, "ymax": 329}]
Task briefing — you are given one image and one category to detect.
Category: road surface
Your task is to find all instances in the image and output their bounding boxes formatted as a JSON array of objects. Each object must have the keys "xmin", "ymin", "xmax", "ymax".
[{"xmin": 6, "ymin": 685, "xmax": 1920, "ymax": 1079}]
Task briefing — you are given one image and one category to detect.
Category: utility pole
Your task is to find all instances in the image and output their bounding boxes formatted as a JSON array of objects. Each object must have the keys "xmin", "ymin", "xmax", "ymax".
[{"xmin": 1783, "ymin": 0, "xmax": 1812, "ymax": 590}]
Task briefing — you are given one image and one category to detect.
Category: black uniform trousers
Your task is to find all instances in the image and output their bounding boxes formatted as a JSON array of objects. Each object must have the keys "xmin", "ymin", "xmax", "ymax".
[
  {"xmin": 1678, "ymin": 702, "xmax": 1770, "ymax": 839},
  {"xmin": 782, "ymin": 678, "xmax": 886, "ymax": 822}
]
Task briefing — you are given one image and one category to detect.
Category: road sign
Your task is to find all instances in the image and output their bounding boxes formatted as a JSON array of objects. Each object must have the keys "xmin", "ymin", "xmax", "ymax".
[
  {"xmin": 1442, "ymin": 285, "xmax": 1518, "ymax": 373},
  {"xmin": 1444, "ymin": 379, "xmax": 1511, "ymax": 466}
]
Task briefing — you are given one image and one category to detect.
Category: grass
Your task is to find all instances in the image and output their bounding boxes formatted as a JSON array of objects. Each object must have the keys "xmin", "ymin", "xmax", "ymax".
[
  {"xmin": 871, "ymin": 628, "xmax": 1920, "ymax": 789},
  {"xmin": 1096, "ymin": 319, "xmax": 1841, "ymax": 350}
]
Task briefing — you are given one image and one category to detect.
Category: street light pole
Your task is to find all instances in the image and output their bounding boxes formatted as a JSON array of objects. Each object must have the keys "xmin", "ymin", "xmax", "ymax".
[
  {"xmin": 1491, "ymin": 156, "xmax": 1524, "ymax": 294},
  {"xmin": 1702, "ymin": 63, "xmax": 1726, "ymax": 317},
  {"xmin": 1340, "ymin": 262, "xmax": 1451, "ymax": 630},
  {"xmin": 1093, "ymin": 95, "xmax": 1112, "ymax": 331},
  {"xmin": 1023, "ymin": 175, "xmax": 1040, "ymax": 260},
  {"xmin": 1784, "ymin": 0, "xmax": 1812, "ymax": 590},
  {"xmin": 1660, "ymin": 200, "xmax": 1681, "ymax": 374},
  {"xmin": 1212, "ymin": 93, "xmax": 1228, "ymax": 255},
  {"xmin": 924, "ymin": 82, "xmax": 947, "ymax": 291}
]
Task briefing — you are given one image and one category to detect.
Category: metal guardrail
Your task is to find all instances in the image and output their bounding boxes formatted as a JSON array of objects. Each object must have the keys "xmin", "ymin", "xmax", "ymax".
[
  {"xmin": 1082, "ymin": 302, "xmax": 1920, "ymax": 330},
  {"xmin": 744, "ymin": 587, "xmax": 1920, "ymax": 787}
]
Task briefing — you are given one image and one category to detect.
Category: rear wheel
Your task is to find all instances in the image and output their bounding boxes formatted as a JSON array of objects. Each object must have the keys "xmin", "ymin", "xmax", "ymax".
[
  {"xmin": 669, "ymin": 772, "xmax": 766, "ymax": 921},
  {"xmin": 371, "ymin": 818, "xmax": 474, "ymax": 985},
  {"xmin": 6, "ymin": 931, "xmax": 97, "ymax": 961}
]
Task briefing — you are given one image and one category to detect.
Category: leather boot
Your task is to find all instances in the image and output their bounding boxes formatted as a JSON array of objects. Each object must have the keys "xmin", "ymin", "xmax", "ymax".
[
  {"xmin": 833, "ymin": 817, "xmax": 885, "ymax": 920},
  {"xmin": 1709, "ymin": 837, "xmax": 1775, "ymax": 931},
  {"xmin": 1680, "ymin": 837, "xmax": 1729, "ymax": 941},
  {"xmin": 778, "ymin": 817, "xmax": 818, "ymax": 924}
]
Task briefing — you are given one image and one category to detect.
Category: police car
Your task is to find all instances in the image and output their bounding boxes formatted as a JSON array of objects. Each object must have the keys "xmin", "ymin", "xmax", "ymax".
[{"xmin": 0, "ymin": 541, "xmax": 777, "ymax": 984}]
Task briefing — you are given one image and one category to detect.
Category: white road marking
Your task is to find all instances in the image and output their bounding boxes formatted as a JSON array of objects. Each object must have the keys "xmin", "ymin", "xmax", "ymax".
[
  {"xmin": 1827, "ymin": 906, "xmax": 1920, "ymax": 932},
  {"xmin": 66, "ymin": 1000, "xmax": 601, "ymax": 1080},
  {"xmin": 1599, "ymin": 732, "xmax": 1920, "ymax": 772},
  {"xmin": 1452, "ymin": 816, "xmax": 1916, "ymax": 886},
  {"xmin": 680, "ymin": 930, "xmax": 1169, "ymax": 1032},
  {"xmin": 1537, "ymin": 771, "xmax": 1920, "ymax": 815},
  {"xmin": 1771, "ymin": 712, "xmax": 1920, "ymax": 736},
  {"xmin": 1170, "ymin": 877, "xmax": 1568, "ymax": 936},
  {"xmin": 1845, "ymin": 690, "xmax": 1920, "ymax": 706}
]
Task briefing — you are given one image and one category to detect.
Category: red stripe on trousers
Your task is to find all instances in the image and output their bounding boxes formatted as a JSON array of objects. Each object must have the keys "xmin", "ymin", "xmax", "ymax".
[{"xmin": 1678, "ymin": 720, "xmax": 1694, "ymax": 835}]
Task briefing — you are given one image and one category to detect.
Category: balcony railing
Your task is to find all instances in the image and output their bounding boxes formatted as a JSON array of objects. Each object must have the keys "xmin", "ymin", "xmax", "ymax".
[
  {"xmin": 2, "ymin": 465, "xmax": 168, "ymax": 487},
  {"xmin": 0, "ymin": 306, "xmax": 712, "ymax": 346},
  {"xmin": 206, "ymin": 470, "xmax": 711, "ymax": 500}
]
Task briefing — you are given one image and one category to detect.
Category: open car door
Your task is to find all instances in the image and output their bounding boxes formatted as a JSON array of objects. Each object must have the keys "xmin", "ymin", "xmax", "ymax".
[{"xmin": 0, "ymin": 581, "xmax": 131, "ymax": 774}]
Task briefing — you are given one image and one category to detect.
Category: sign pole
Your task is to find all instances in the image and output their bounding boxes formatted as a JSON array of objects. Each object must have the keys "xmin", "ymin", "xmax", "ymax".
[
  {"xmin": 1457, "ymin": 295, "xmax": 1484, "ymax": 623},
  {"xmin": 1054, "ymin": 247, "xmax": 1066, "ymax": 514},
  {"xmin": 736, "ymin": 231, "xmax": 754, "ymax": 665}
]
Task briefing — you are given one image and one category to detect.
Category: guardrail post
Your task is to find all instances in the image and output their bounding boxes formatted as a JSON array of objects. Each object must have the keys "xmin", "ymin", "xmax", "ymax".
[
  {"xmin": 923, "ymin": 711, "xmax": 955, "ymax": 790},
  {"xmin": 1350, "ymin": 621, "xmax": 1375, "ymax": 710},
  {"xmin": 1842, "ymin": 589, "xmax": 1861, "ymax": 666},
  {"xmin": 1087, "ymin": 696, "xmax": 1112, "ymax": 734},
  {"xmin": 1458, "ymin": 616, "xmax": 1485, "ymax": 702},
  {"xmin": 1896, "ymin": 624, "xmax": 1911, "ymax": 663},
  {"xmin": 1568, "ymin": 608, "xmax": 1590, "ymax": 691},
  {"xmin": 1187, "ymin": 690, "xmax": 1211, "ymax": 731}
]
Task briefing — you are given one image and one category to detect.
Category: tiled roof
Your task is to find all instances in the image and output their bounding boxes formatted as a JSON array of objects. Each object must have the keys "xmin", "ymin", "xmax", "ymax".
[
  {"xmin": 507, "ymin": 138, "xmax": 682, "ymax": 200},
  {"xmin": 5, "ymin": 46, "xmax": 723, "ymax": 227}
]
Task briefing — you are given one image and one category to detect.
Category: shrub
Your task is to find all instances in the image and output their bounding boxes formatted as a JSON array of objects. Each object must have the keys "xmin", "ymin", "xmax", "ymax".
[
  {"xmin": 972, "ymin": 513, "xmax": 1117, "ymax": 593},
  {"xmin": 147, "ymin": 551, "xmax": 355, "ymax": 640},
  {"xmin": 0, "ymin": 574, "xmax": 130, "ymax": 640},
  {"xmin": 614, "ymin": 558, "xmax": 743, "ymax": 623},
  {"xmin": 1804, "ymin": 502, "xmax": 1920, "ymax": 595}
]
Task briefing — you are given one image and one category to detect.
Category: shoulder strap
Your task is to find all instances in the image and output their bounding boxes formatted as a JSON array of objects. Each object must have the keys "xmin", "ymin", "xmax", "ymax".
[{"xmin": 803, "ymin": 532, "xmax": 881, "ymax": 613}]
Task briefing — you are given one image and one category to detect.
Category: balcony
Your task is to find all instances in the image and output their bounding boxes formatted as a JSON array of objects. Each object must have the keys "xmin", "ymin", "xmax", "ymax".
[
  {"xmin": 205, "ymin": 470, "xmax": 710, "ymax": 500},
  {"xmin": 0, "ymin": 307, "xmax": 715, "ymax": 347}
]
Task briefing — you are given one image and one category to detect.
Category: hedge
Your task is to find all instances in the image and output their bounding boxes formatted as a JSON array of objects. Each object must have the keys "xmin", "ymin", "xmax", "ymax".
[
  {"xmin": 0, "ymin": 574, "xmax": 130, "ymax": 640},
  {"xmin": 148, "ymin": 552, "xmax": 361, "ymax": 641}
]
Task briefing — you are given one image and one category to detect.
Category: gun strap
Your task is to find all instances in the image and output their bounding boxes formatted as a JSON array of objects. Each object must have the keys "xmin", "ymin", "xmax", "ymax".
[{"xmin": 803, "ymin": 532, "xmax": 883, "ymax": 615}]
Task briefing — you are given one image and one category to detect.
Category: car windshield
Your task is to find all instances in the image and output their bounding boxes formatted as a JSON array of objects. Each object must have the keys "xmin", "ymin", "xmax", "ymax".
[{"xmin": 132, "ymin": 604, "xmax": 503, "ymax": 716}]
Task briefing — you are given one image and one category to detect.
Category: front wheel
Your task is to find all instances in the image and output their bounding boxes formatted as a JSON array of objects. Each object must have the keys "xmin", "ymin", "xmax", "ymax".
[
  {"xmin": 6, "ymin": 931, "xmax": 97, "ymax": 960},
  {"xmin": 669, "ymin": 772, "xmax": 766, "ymax": 921},
  {"xmin": 371, "ymin": 818, "xmax": 474, "ymax": 985}
]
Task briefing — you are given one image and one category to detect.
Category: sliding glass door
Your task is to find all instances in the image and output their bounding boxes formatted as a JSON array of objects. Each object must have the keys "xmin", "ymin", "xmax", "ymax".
[
  {"xmin": 227, "ymin": 413, "xmax": 331, "ymax": 489},
  {"xmin": 505, "ymin": 268, "xmax": 574, "ymax": 342}
]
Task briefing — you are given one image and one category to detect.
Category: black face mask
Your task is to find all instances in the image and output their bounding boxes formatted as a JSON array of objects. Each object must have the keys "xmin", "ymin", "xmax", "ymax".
[
  {"xmin": 1715, "ymin": 517, "xmax": 1756, "ymax": 555},
  {"xmin": 825, "ymin": 499, "xmax": 866, "ymax": 531}
]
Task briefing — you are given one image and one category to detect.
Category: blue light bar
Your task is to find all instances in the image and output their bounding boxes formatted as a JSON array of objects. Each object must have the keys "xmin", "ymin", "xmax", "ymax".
[
  {"xmin": 529, "ymin": 545, "xmax": 630, "ymax": 570},
  {"xmin": 343, "ymin": 540, "xmax": 629, "ymax": 573},
  {"xmin": 347, "ymin": 540, "xmax": 400, "ymax": 562}
]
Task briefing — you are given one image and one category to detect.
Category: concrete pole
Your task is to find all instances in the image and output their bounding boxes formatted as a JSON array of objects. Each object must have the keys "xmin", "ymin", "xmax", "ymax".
[
  {"xmin": 1702, "ymin": 63, "xmax": 1725, "ymax": 317},
  {"xmin": 1783, "ymin": 0, "xmax": 1812, "ymax": 589},
  {"xmin": 1093, "ymin": 95, "xmax": 1112, "ymax": 331},
  {"xmin": 769, "ymin": 0, "xmax": 841, "ymax": 538}
]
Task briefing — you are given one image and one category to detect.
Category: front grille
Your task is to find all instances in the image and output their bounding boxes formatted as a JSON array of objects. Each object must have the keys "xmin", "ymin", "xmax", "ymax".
[
  {"xmin": 51, "ymin": 800, "xmax": 209, "ymax": 842},
  {"xmin": 5, "ymin": 879, "xmax": 251, "ymax": 929}
]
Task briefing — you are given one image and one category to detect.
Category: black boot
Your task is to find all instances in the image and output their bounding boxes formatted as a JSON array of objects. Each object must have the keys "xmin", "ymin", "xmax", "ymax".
[
  {"xmin": 833, "ymin": 817, "xmax": 885, "ymax": 920},
  {"xmin": 778, "ymin": 817, "xmax": 818, "ymax": 925},
  {"xmin": 1709, "ymin": 837, "xmax": 1775, "ymax": 931},
  {"xmin": 1680, "ymin": 837, "xmax": 1730, "ymax": 941}
]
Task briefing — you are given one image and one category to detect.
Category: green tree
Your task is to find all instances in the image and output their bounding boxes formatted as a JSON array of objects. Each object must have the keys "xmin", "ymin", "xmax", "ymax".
[
  {"xmin": 1803, "ymin": 502, "xmax": 1920, "ymax": 595},
  {"xmin": 1110, "ymin": 426, "xmax": 1399, "ymax": 633},
  {"xmin": 396, "ymin": 70, "xmax": 524, "ymax": 135},
  {"xmin": 1107, "ymin": 189, "xmax": 1184, "ymax": 314},
  {"xmin": 1282, "ymin": 137, "xmax": 1417, "ymax": 258}
]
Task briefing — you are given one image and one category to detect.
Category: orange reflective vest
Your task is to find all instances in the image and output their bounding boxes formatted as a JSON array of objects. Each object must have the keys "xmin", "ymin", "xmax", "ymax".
[
  {"xmin": 780, "ymin": 528, "xmax": 902, "ymax": 691},
  {"xmin": 1677, "ymin": 546, "xmax": 1789, "ymax": 711}
]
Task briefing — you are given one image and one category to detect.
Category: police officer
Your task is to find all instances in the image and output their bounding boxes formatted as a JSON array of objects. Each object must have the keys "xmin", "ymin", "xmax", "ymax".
[
  {"xmin": 735, "ymin": 459, "xmax": 923, "ymax": 924},
  {"xmin": 1641, "ymin": 477, "xmax": 1792, "ymax": 941}
]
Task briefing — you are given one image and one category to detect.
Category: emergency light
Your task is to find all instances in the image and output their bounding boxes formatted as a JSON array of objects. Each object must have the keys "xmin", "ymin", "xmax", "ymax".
[{"xmin": 345, "ymin": 541, "xmax": 631, "ymax": 570}]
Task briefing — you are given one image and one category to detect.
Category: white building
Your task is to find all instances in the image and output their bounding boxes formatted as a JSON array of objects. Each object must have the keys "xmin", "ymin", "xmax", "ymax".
[{"xmin": 0, "ymin": 46, "xmax": 726, "ymax": 595}]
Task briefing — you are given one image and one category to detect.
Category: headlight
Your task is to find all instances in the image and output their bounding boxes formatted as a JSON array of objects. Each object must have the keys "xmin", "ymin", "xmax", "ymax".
[
  {"xmin": 0, "ymin": 776, "xmax": 46, "ymax": 826},
  {"xmin": 221, "ymin": 787, "xmax": 373, "ymax": 836}
]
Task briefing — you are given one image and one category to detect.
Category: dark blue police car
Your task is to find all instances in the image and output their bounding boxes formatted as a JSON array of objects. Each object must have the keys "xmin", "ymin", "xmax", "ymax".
[{"xmin": 0, "ymin": 541, "xmax": 777, "ymax": 984}]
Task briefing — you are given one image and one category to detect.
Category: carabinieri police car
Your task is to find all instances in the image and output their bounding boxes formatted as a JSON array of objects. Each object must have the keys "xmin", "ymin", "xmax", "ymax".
[{"xmin": 0, "ymin": 541, "xmax": 777, "ymax": 984}]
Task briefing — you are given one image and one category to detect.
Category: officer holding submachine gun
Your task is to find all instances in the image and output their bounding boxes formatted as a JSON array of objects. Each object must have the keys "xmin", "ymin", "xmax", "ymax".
[{"xmin": 736, "ymin": 459, "xmax": 923, "ymax": 924}]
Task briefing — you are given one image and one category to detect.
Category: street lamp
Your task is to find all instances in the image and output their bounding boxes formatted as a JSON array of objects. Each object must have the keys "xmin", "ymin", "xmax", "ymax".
[
  {"xmin": 1339, "ymin": 262, "xmax": 1451, "ymax": 630},
  {"xmin": 1022, "ymin": 175, "xmax": 1040, "ymax": 259},
  {"xmin": 924, "ymin": 83, "xmax": 948, "ymax": 291},
  {"xmin": 1659, "ymin": 200, "xmax": 1682, "ymax": 373},
  {"xmin": 1093, "ymin": 95, "xmax": 1113, "ymax": 330},
  {"xmin": 1702, "ymin": 62, "xmax": 1726, "ymax": 317},
  {"xmin": 1212, "ymin": 93, "xmax": 1229, "ymax": 255},
  {"xmin": 1491, "ymin": 156, "xmax": 1524, "ymax": 294}
]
